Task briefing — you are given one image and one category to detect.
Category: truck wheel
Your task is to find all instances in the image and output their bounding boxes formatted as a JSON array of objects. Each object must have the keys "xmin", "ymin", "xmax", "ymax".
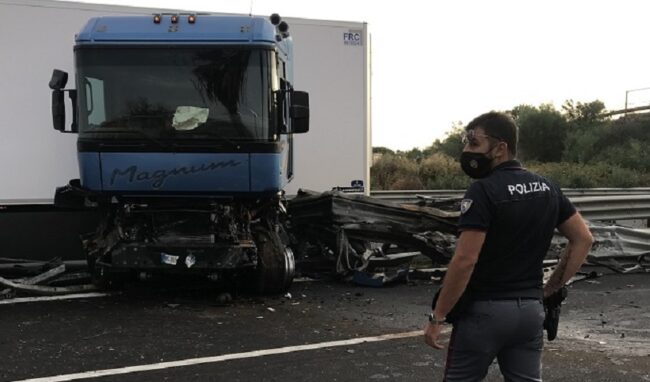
[
  {"xmin": 88, "ymin": 258, "xmax": 125, "ymax": 291},
  {"xmin": 253, "ymin": 228, "xmax": 295, "ymax": 295}
]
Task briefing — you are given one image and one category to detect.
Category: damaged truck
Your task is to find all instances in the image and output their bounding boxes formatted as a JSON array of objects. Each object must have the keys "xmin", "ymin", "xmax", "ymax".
[{"xmin": 49, "ymin": 13, "xmax": 309, "ymax": 294}]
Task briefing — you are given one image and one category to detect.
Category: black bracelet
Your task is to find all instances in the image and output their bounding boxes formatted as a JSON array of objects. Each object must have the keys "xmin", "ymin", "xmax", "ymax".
[{"xmin": 427, "ymin": 313, "xmax": 446, "ymax": 325}]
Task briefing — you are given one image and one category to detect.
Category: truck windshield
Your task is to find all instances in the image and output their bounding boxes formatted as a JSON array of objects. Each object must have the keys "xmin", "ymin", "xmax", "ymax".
[{"xmin": 76, "ymin": 46, "xmax": 272, "ymax": 142}]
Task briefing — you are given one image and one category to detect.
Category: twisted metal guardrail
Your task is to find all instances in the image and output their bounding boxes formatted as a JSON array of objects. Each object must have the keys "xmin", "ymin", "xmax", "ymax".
[
  {"xmin": 370, "ymin": 188, "xmax": 650, "ymax": 202},
  {"xmin": 589, "ymin": 224, "xmax": 650, "ymax": 258},
  {"xmin": 571, "ymin": 195, "xmax": 650, "ymax": 221},
  {"xmin": 371, "ymin": 189, "xmax": 650, "ymax": 222},
  {"xmin": 587, "ymin": 224, "xmax": 650, "ymax": 273}
]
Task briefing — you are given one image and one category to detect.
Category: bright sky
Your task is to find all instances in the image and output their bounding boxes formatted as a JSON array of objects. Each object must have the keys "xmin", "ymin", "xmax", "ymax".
[{"xmin": 70, "ymin": 0, "xmax": 650, "ymax": 151}]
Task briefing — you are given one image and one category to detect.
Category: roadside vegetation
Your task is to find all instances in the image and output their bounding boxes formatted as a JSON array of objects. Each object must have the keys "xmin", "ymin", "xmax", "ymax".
[{"xmin": 371, "ymin": 100, "xmax": 650, "ymax": 189}]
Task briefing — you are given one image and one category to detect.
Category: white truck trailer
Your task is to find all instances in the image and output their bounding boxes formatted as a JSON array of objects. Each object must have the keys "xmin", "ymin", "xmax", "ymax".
[
  {"xmin": 0, "ymin": 0, "xmax": 370, "ymax": 261},
  {"xmin": 0, "ymin": 0, "xmax": 370, "ymax": 201}
]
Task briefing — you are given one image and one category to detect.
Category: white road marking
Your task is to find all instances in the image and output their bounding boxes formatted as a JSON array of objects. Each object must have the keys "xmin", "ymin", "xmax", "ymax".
[
  {"xmin": 14, "ymin": 330, "xmax": 423, "ymax": 382},
  {"xmin": 0, "ymin": 292, "xmax": 110, "ymax": 305}
]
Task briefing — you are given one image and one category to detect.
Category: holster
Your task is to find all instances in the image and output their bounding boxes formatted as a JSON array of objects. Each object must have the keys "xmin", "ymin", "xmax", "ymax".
[{"xmin": 543, "ymin": 287, "xmax": 568, "ymax": 341}]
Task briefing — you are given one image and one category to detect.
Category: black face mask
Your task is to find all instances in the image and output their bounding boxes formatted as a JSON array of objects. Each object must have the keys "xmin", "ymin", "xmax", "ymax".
[{"xmin": 460, "ymin": 150, "xmax": 494, "ymax": 179}]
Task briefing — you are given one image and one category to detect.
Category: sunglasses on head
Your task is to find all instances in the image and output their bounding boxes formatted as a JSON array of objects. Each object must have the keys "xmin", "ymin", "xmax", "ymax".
[{"xmin": 462, "ymin": 130, "xmax": 503, "ymax": 147}]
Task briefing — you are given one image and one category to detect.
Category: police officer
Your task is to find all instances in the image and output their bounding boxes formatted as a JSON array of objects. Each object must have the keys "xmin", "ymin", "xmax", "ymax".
[{"xmin": 423, "ymin": 111, "xmax": 593, "ymax": 381}]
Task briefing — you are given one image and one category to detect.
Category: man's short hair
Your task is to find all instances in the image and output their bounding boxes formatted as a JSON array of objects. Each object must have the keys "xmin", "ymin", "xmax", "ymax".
[{"xmin": 466, "ymin": 111, "xmax": 518, "ymax": 157}]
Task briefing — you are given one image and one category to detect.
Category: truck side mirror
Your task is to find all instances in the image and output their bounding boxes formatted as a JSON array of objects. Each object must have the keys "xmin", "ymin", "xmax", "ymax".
[
  {"xmin": 290, "ymin": 90, "xmax": 309, "ymax": 134},
  {"xmin": 49, "ymin": 69, "xmax": 68, "ymax": 90},
  {"xmin": 52, "ymin": 89, "xmax": 66, "ymax": 132},
  {"xmin": 49, "ymin": 69, "xmax": 78, "ymax": 133}
]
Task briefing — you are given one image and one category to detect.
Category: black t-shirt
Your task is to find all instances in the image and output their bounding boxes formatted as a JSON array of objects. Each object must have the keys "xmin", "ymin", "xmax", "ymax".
[{"xmin": 458, "ymin": 160, "xmax": 576, "ymax": 299}]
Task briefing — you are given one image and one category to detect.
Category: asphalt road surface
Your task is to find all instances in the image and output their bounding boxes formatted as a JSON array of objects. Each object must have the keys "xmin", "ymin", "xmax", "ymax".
[{"xmin": 1, "ymin": 270, "xmax": 649, "ymax": 381}]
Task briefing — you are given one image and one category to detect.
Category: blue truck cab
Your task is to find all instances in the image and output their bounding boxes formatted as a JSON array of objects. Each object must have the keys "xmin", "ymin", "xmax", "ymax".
[
  {"xmin": 49, "ymin": 14, "xmax": 309, "ymax": 293},
  {"xmin": 51, "ymin": 13, "xmax": 308, "ymax": 196}
]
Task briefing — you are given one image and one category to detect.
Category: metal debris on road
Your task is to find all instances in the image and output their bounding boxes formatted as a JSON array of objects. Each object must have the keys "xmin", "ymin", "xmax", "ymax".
[
  {"xmin": 287, "ymin": 190, "xmax": 649, "ymax": 284},
  {"xmin": 0, "ymin": 190, "xmax": 648, "ymax": 297},
  {"xmin": 287, "ymin": 190, "xmax": 458, "ymax": 283},
  {"xmin": 0, "ymin": 258, "xmax": 95, "ymax": 298}
]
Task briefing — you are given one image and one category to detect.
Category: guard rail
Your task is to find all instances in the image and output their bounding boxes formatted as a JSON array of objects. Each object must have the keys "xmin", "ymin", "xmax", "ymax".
[
  {"xmin": 371, "ymin": 190, "xmax": 650, "ymax": 222},
  {"xmin": 370, "ymin": 188, "xmax": 650, "ymax": 203}
]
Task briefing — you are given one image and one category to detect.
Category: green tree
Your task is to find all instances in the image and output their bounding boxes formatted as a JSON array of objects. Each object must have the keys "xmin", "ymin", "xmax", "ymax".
[
  {"xmin": 563, "ymin": 110, "xmax": 650, "ymax": 170},
  {"xmin": 511, "ymin": 104, "xmax": 567, "ymax": 162},
  {"xmin": 370, "ymin": 154, "xmax": 422, "ymax": 190},
  {"xmin": 560, "ymin": 99, "xmax": 609, "ymax": 163},
  {"xmin": 372, "ymin": 146, "xmax": 395, "ymax": 155},
  {"xmin": 562, "ymin": 99, "xmax": 607, "ymax": 126},
  {"xmin": 528, "ymin": 161, "xmax": 650, "ymax": 188},
  {"xmin": 431, "ymin": 122, "xmax": 465, "ymax": 159},
  {"xmin": 562, "ymin": 126, "xmax": 603, "ymax": 163},
  {"xmin": 398, "ymin": 147, "xmax": 425, "ymax": 163},
  {"xmin": 418, "ymin": 153, "xmax": 470, "ymax": 189}
]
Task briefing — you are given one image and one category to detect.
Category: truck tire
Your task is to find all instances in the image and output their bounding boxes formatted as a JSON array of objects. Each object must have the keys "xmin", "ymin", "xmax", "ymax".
[
  {"xmin": 87, "ymin": 258, "xmax": 125, "ymax": 291},
  {"xmin": 253, "ymin": 228, "xmax": 295, "ymax": 295}
]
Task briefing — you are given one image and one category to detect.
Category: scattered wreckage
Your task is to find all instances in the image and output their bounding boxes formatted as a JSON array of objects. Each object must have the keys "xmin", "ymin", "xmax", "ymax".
[
  {"xmin": 286, "ymin": 190, "xmax": 459, "ymax": 286},
  {"xmin": 0, "ymin": 258, "xmax": 95, "ymax": 299},
  {"xmin": 288, "ymin": 190, "xmax": 650, "ymax": 285},
  {"xmin": 1, "ymin": 190, "xmax": 649, "ymax": 298}
]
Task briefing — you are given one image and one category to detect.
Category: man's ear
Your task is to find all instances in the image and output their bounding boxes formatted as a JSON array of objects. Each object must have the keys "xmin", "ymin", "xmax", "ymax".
[{"xmin": 497, "ymin": 141, "xmax": 509, "ymax": 159}]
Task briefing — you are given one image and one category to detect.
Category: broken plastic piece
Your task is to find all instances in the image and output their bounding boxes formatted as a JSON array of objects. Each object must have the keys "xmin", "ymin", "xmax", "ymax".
[
  {"xmin": 185, "ymin": 254, "xmax": 196, "ymax": 268},
  {"xmin": 160, "ymin": 253, "xmax": 179, "ymax": 266},
  {"xmin": 172, "ymin": 106, "xmax": 209, "ymax": 130},
  {"xmin": 352, "ymin": 268, "xmax": 408, "ymax": 287}
]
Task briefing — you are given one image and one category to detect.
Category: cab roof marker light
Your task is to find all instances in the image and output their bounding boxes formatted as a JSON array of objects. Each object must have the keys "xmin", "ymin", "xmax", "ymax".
[
  {"xmin": 153, "ymin": 14, "xmax": 161, "ymax": 24},
  {"xmin": 271, "ymin": 15, "xmax": 286, "ymax": 40},
  {"xmin": 279, "ymin": 21, "xmax": 290, "ymax": 38},
  {"xmin": 188, "ymin": 14, "xmax": 196, "ymax": 24},
  {"xmin": 171, "ymin": 14, "xmax": 179, "ymax": 24}
]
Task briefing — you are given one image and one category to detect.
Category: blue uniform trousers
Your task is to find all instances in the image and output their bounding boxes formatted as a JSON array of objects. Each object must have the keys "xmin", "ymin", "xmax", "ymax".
[{"xmin": 443, "ymin": 299, "xmax": 545, "ymax": 382}]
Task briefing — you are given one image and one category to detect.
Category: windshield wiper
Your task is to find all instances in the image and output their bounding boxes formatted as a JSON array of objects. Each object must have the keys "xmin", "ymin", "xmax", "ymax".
[
  {"xmin": 89, "ymin": 126, "xmax": 170, "ymax": 148},
  {"xmin": 174, "ymin": 132, "xmax": 244, "ymax": 150},
  {"xmin": 93, "ymin": 114, "xmax": 174, "ymax": 147},
  {"xmin": 173, "ymin": 117, "xmax": 255, "ymax": 149},
  {"xmin": 127, "ymin": 128, "xmax": 170, "ymax": 148}
]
